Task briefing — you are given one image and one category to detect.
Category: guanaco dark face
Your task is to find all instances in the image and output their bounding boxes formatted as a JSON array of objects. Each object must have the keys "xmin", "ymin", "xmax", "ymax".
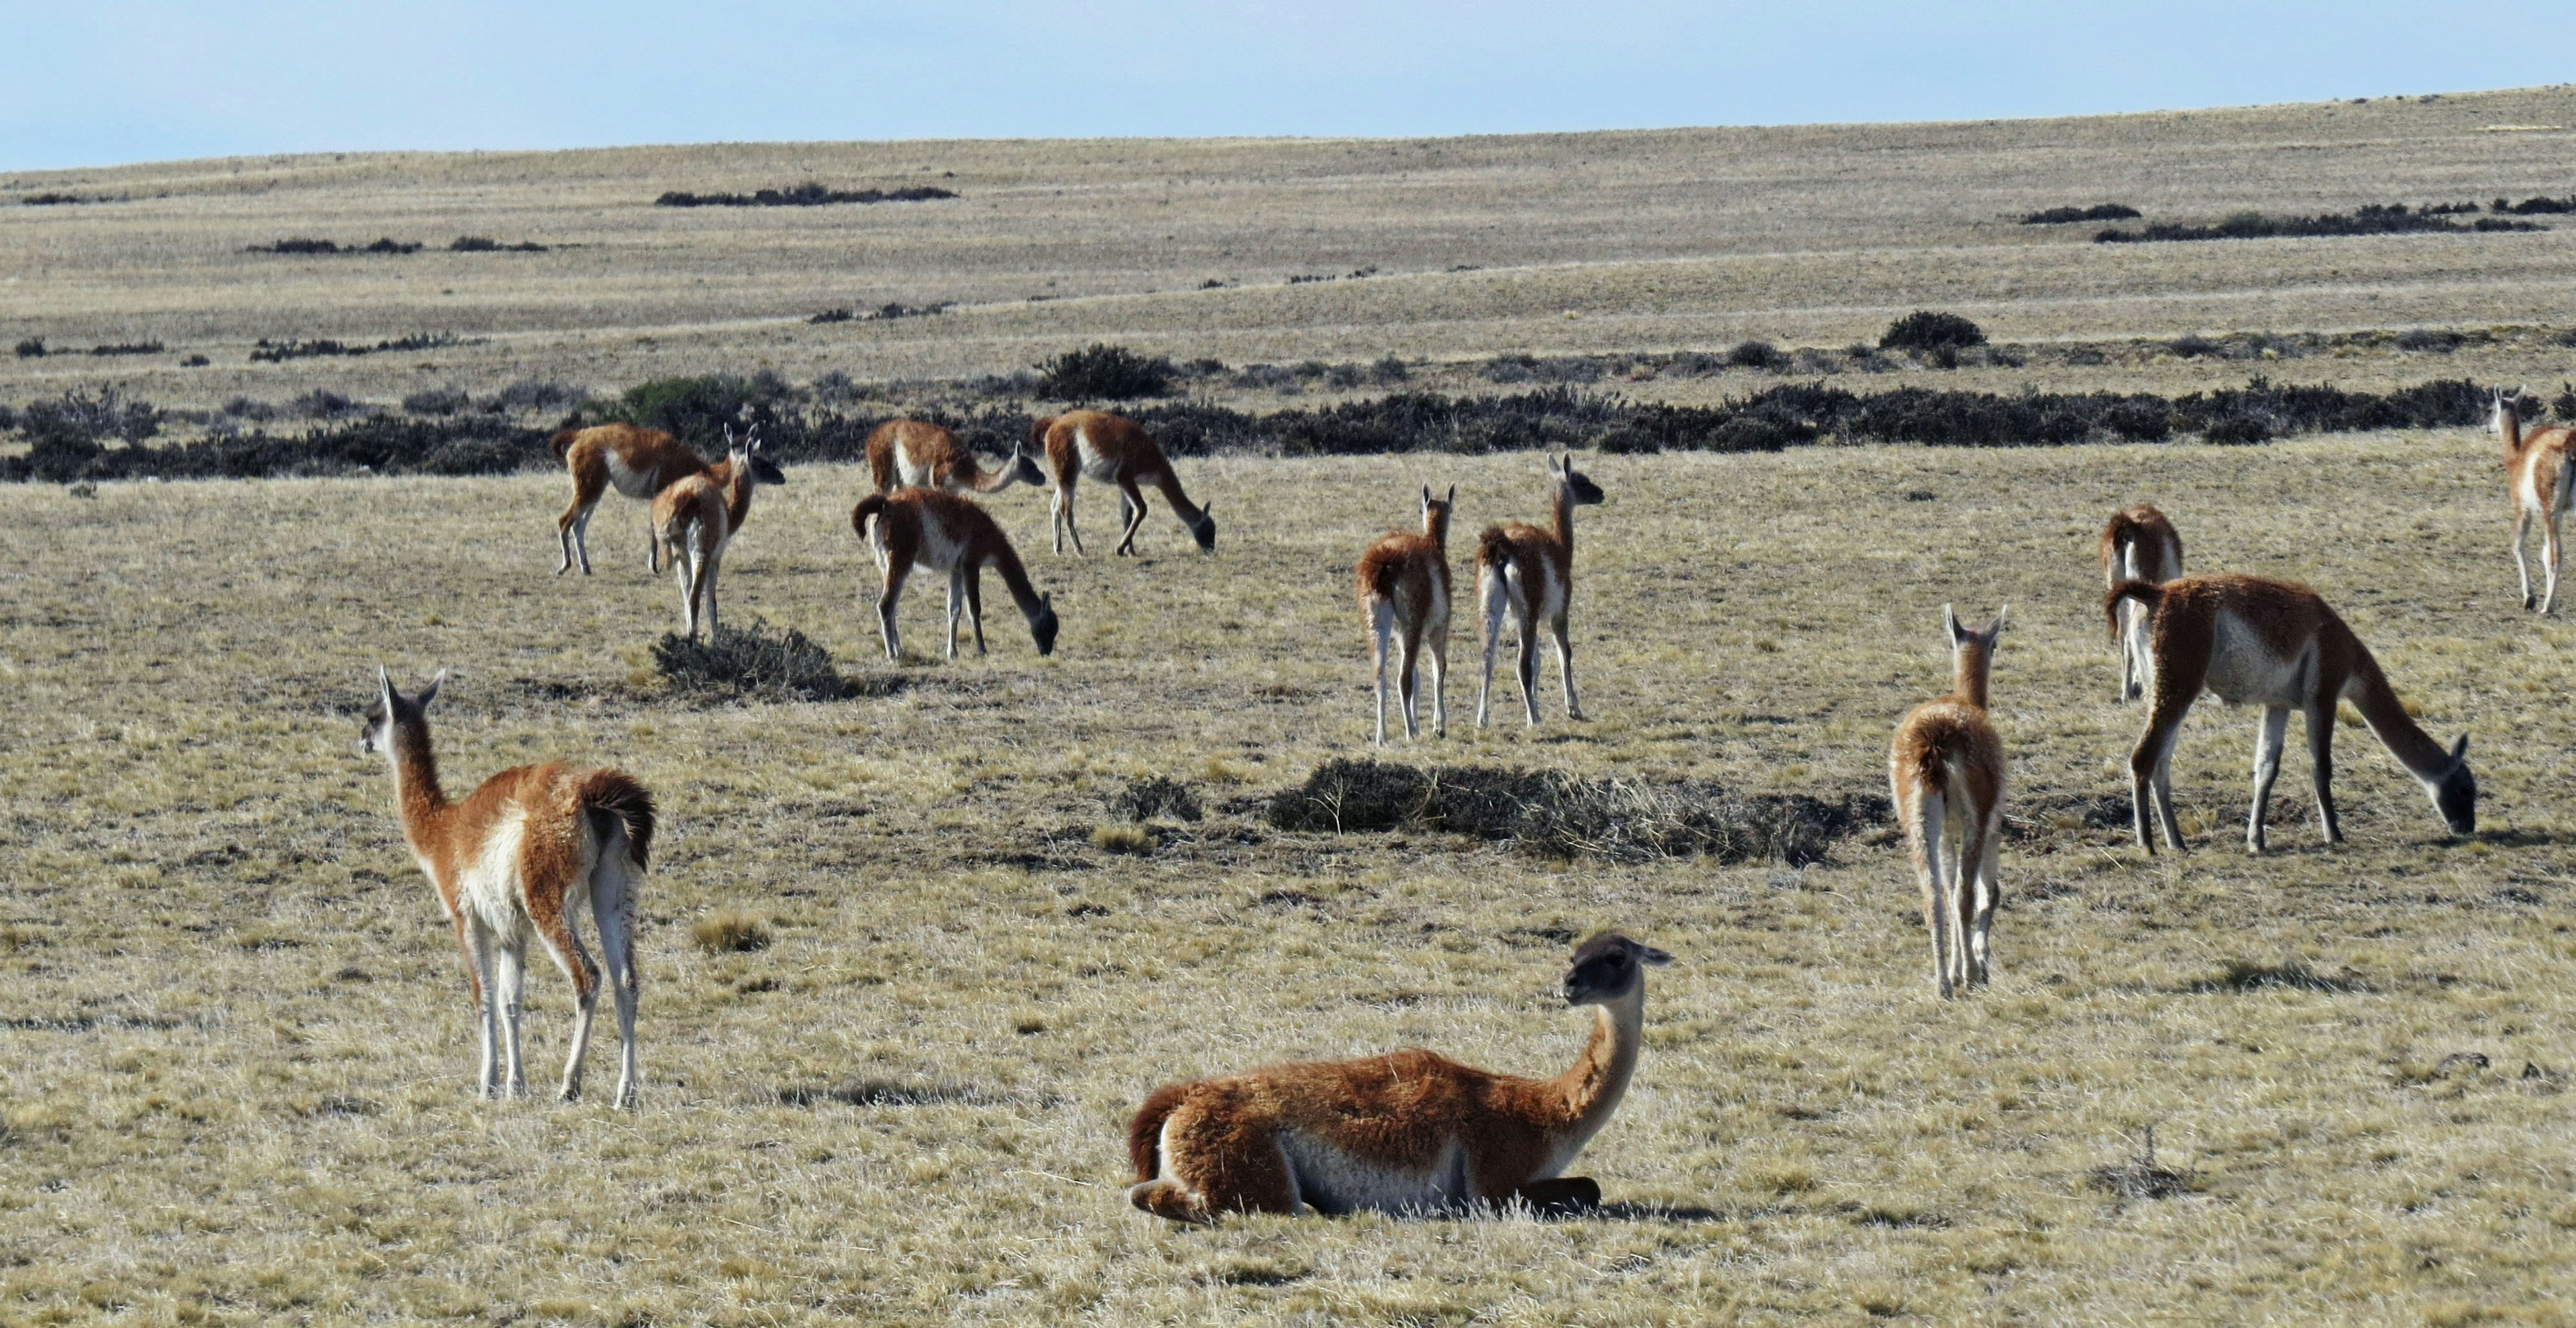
[
  {"xmin": 2433, "ymin": 735, "xmax": 2476, "ymax": 835},
  {"xmin": 1560, "ymin": 458, "xmax": 1605, "ymax": 507},
  {"xmin": 1030, "ymin": 593, "xmax": 1060, "ymax": 656},
  {"xmin": 1010, "ymin": 446, "xmax": 1047, "ymax": 488},
  {"xmin": 358, "ymin": 666, "xmax": 442, "ymax": 756},
  {"xmin": 1563, "ymin": 933, "xmax": 1673, "ymax": 1005}
]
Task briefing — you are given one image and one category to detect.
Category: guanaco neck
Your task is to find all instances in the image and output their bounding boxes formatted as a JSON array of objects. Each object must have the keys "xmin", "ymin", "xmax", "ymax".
[
  {"xmin": 1952, "ymin": 642, "xmax": 1992, "ymax": 710},
  {"xmin": 2343, "ymin": 643, "xmax": 2454, "ymax": 780},
  {"xmin": 385, "ymin": 719, "xmax": 453, "ymax": 847},
  {"xmin": 1152, "ymin": 466, "xmax": 1204, "ymax": 528},
  {"xmin": 722, "ymin": 461, "xmax": 757, "ymax": 531},
  {"xmin": 989, "ymin": 542, "xmax": 1049, "ymax": 623},
  {"xmin": 1550, "ymin": 984, "xmax": 1645, "ymax": 1139},
  {"xmin": 2500, "ymin": 403, "xmax": 2526, "ymax": 465},
  {"xmin": 1551, "ymin": 478, "xmax": 1576, "ymax": 558},
  {"xmin": 1424, "ymin": 507, "xmax": 1450, "ymax": 548}
]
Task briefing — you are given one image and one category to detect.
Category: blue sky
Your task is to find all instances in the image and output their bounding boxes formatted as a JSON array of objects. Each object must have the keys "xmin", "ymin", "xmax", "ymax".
[{"xmin": 5, "ymin": 2, "xmax": 2569, "ymax": 171}]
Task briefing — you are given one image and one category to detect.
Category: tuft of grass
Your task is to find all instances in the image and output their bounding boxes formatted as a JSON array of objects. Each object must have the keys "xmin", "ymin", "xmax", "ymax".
[
  {"xmin": 1090, "ymin": 823, "xmax": 1155, "ymax": 854},
  {"xmin": 2086, "ymin": 1126, "xmax": 2198, "ymax": 1200},
  {"xmin": 650, "ymin": 618, "xmax": 849, "ymax": 701},
  {"xmin": 690, "ymin": 912, "xmax": 771, "ymax": 955}
]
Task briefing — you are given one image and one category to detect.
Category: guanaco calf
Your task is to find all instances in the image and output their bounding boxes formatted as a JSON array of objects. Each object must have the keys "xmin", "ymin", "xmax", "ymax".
[
  {"xmin": 360, "ymin": 668, "xmax": 653, "ymax": 1107},
  {"xmin": 651, "ymin": 426, "xmax": 777, "ymax": 638},
  {"xmin": 2108, "ymin": 574, "xmax": 2475, "ymax": 853},
  {"xmin": 852, "ymin": 488, "xmax": 1059, "ymax": 659},
  {"xmin": 1889, "ymin": 607, "xmax": 2008, "ymax": 999},
  {"xmin": 1126, "ymin": 933, "xmax": 1672, "ymax": 1221},
  {"xmin": 2493, "ymin": 387, "xmax": 2576, "ymax": 613},
  {"xmin": 1033, "ymin": 410, "xmax": 1216, "ymax": 556},
  {"xmin": 551, "ymin": 423, "xmax": 713, "ymax": 576},
  {"xmin": 1358, "ymin": 484, "xmax": 1454, "ymax": 743},
  {"xmin": 865, "ymin": 419, "xmax": 1045, "ymax": 495},
  {"xmin": 1475, "ymin": 455, "xmax": 1605, "ymax": 727},
  {"xmin": 2100, "ymin": 505, "xmax": 2184, "ymax": 701}
]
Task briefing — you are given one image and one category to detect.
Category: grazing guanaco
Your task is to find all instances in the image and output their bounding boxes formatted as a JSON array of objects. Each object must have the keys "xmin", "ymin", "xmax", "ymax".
[
  {"xmin": 2100, "ymin": 505, "xmax": 2184, "ymax": 701},
  {"xmin": 1126, "ymin": 933, "xmax": 1672, "ymax": 1222},
  {"xmin": 865, "ymin": 419, "xmax": 1046, "ymax": 495},
  {"xmin": 1474, "ymin": 455, "xmax": 1605, "ymax": 727},
  {"xmin": 1889, "ymin": 607, "xmax": 2008, "ymax": 999},
  {"xmin": 1358, "ymin": 485, "xmax": 1455, "ymax": 744},
  {"xmin": 360, "ymin": 668, "xmax": 652, "ymax": 1108},
  {"xmin": 852, "ymin": 487, "xmax": 1059, "ymax": 660},
  {"xmin": 651, "ymin": 426, "xmax": 776, "ymax": 638},
  {"xmin": 1032, "ymin": 410, "xmax": 1216, "ymax": 556},
  {"xmin": 2492, "ymin": 387, "xmax": 2576, "ymax": 613},
  {"xmin": 2108, "ymin": 574, "xmax": 2475, "ymax": 854}
]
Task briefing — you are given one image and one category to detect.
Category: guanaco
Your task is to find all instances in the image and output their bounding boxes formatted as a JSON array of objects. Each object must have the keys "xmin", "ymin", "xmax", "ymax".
[
  {"xmin": 2493, "ymin": 387, "xmax": 2576, "ymax": 613},
  {"xmin": 1127, "ymin": 933, "xmax": 1671, "ymax": 1221},
  {"xmin": 1357, "ymin": 485, "xmax": 1455, "ymax": 743},
  {"xmin": 2100, "ymin": 505, "xmax": 2184, "ymax": 701},
  {"xmin": 2108, "ymin": 574, "xmax": 2475, "ymax": 853},
  {"xmin": 651, "ymin": 425, "xmax": 775, "ymax": 638},
  {"xmin": 1889, "ymin": 607, "xmax": 2008, "ymax": 999},
  {"xmin": 360, "ymin": 668, "xmax": 652, "ymax": 1107},
  {"xmin": 550, "ymin": 423, "xmax": 781, "ymax": 576},
  {"xmin": 852, "ymin": 488, "xmax": 1059, "ymax": 659},
  {"xmin": 1032, "ymin": 410, "xmax": 1216, "ymax": 556},
  {"xmin": 1475, "ymin": 455, "xmax": 1604, "ymax": 727},
  {"xmin": 865, "ymin": 419, "xmax": 1046, "ymax": 495}
]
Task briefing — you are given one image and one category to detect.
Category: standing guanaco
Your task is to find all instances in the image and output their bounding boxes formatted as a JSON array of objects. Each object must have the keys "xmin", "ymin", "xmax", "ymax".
[
  {"xmin": 1357, "ymin": 485, "xmax": 1454, "ymax": 743},
  {"xmin": 1890, "ymin": 607, "xmax": 2008, "ymax": 999},
  {"xmin": 1475, "ymin": 455, "xmax": 1603, "ymax": 727},
  {"xmin": 1032, "ymin": 410, "xmax": 1216, "ymax": 556},
  {"xmin": 865, "ymin": 419, "xmax": 1046, "ymax": 495}
]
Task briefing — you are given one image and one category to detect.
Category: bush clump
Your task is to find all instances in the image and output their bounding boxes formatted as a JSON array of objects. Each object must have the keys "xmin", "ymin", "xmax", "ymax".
[
  {"xmin": 448, "ymin": 236, "xmax": 547, "ymax": 252},
  {"xmin": 1035, "ymin": 344, "xmax": 1175, "ymax": 400},
  {"xmin": 402, "ymin": 388, "xmax": 474, "ymax": 417},
  {"xmin": 1265, "ymin": 760, "xmax": 1884, "ymax": 866},
  {"xmin": 1879, "ymin": 311, "xmax": 1986, "ymax": 353},
  {"xmin": 13, "ymin": 338, "xmax": 43, "ymax": 358},
  {"xmin": 2097, "ymin": 205, "xmax": 2542, "ymax": 243},
  {"xmin": 650, "ymin": 618, "xmax": 847, "ymax": 701},
  {"xmin": 654, "ymin": 183, "xmax": 957, "ymax": 207},
  {"xmin": 604, "ymin": 372, "xmax": 794, "ymax": 440},
  {"xmin": 1111, "ymin": 776, "xmax": 1203, "ymax": 823},
  {"xmin": 1725, "ymin": 340, "xmax": 1788, "ymax": 370},
  {"xmin": 2021, "ymin": 203, "xmax": 2141, "ymax": 225},
  {"xmin": 2394, "ymin": 328, "xmax": 2466, "ymax": 352}
]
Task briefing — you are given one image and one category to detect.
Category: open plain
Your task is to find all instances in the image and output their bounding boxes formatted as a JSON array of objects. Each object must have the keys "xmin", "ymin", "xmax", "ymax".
[{"xmin": 4, "ymin": 88, "xmax": 2576, "ymax": 1325}]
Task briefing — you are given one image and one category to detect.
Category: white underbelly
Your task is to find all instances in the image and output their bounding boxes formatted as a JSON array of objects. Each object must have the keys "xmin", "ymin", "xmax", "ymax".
[
  {"xmin": 894, "ymin": 441, "xmax": 936, "ymax": 488},
  {"xmin": 1073, "ymin": 429, "xmax": 1119, "ymax": 482},
  {"xmin": 912, "ymin": 515, "xmax": 967, "ymax": 574},
  {"xmin": 455, "ymin": 811, "xmax": 530, "ymax": 937},
  {"xmin": 604, "ymin": 452, "xmax": 657, "ymax": 500},
  {"xmin": 1280, "ymin": 1131, "xmax": 1471, "ymax": 1215},
  {"xmin": 2202, "ymin": 612, "xmax": 2313, "ymax": 708}
]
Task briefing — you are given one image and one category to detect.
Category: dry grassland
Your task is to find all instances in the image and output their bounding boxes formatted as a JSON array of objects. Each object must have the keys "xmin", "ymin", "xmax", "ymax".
[
  {"xmin": 5, "ymin": 427, "xmax": 2576, "ymax": 1324},
  {"xmin": 8, "ymin": 87, "xmax": 2576, "ymax": 413}
]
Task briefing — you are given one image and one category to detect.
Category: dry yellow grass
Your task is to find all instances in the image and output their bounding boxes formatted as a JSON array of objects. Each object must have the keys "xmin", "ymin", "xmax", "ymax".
[{"xmin": 4, "ymin": 427, "xmax": 2576, "ymax": 1323}]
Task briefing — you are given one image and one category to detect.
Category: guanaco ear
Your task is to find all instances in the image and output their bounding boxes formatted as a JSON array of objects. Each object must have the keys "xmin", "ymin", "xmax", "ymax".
[
  {"xmin": 417, "ymin": 668, "xmax": 446, "ymax": 709},
  {"xmin": 2449, "ymin": 733, "xmax": 2469, "ymax": 764},
  {"xmin": 376, "ymin": 664, "xmax": 397, "ymax": 712},
  {"xmin": 1944, "ymin": 603, "xmax": 1965, "ymax": 644},
  {"xmin": 1040, "ymin": 591, "xmax": 1053, "ymax": 611},
  {"xmin": 1444, "ymin": 484, "xmax": 1456, "ymax": 507},
  {"xmin": 1989, "ymin": 603, "xmax": 2009, "ymax": 637},
  {"xmin": 1636, "ymin": 944, "xmax": 1674, "ymax": 966},
  {"xmin": 1422, "ymin": 484, "xmax": 1434, "ymax": 508}
]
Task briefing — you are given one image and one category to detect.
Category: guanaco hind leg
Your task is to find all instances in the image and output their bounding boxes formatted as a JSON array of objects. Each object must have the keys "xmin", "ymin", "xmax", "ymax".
[{"xmin": 2247, "ymin": 705, "xmax": 2290, "ymax": 853}]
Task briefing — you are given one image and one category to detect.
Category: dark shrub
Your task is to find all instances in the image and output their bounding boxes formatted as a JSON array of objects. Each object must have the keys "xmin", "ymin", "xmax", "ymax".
[
  {"xmin": 2169, "ymin": 334, "xmax": 2222, "ymax": 359},
  {"xmin": 606, "ymin": 373, "xmax": 788, "ymax": 439},
  {"xmin": 1726, "ymin": 340, "xmax": 1788, "ymax": 370},
  {"xmin": 402, "ymin": 388, "xmax": 473, "ymax": 417},
  {"xmin": 448, "ymin": 236, "xmax": 545, "ymax": 252},
  {"xmin": 1595, "ymin": 427, "xmax": 1662, "ymax": 455},
  {"xmin": 88, "ymin": 341, "xmax": 162, "ymax": 356},
  {"xmin": 809, "ymin": 307, "xmax": 855, "ymax": 324},
  {"xmin": 811, "ymin": 370, "xmax": 861, "ymax": 404},
  {"xmin": 12, "ymin": 338, "xmax": 42, "ymax": 358},
  {"xmin": 2021, "ymin": 203, "xmax": 2141, "ymax": 225},
  {"xmin": 2555, "ymin": 382, "xmax": 2576, "ymax": 421},
  {"xmin": 1034, "ymin": 344, "xmax": 1174, "ymax": 400},
  {"xmin": 21, "ymin": 193, "xmax": 85, "ymax": 205},
  {"xmin": 489, "ymin": 379, "xmax": 591, "ymax": 414},
  {"xmin": 2202, "ymin": 415, "xmax": 2273, "ymax": 445},
  {"xmin": 2103, "ymin": 396, "xmax": 2174, "ymax": 442},
  {"xmin": 1324, "ymin": 363, "xmax": 1364, "ymax": 389},
  {"xmin": 21, "ymin": 386, "xmax": 160, "ymax": 447},
  {"xmin": 180, "ymin": 354, "xmax": 209, "ymax": 367},
  {"xmin": 653, "ymin": 183, "xmax": 957, "ymax": 207},
  {"xmin": 362, "ymin": 238, "xmax": 423, "ymax": 254},
  {"xmin": 291, "ymin": 390, "xmax": 363, "ymax": 419},
  {"xmin": 1880, "ymin": 311, "xmax": 1986, "ymax": 352},
  {"xmin": 1371, "ymin": 354, "xmax": 1410, "ymax": 385},
  {"xmin": 1111, "ymin": 776, "xmax": 1202, "ymax": 823},
  {"xmin": 1707, "ymin": 416, "xmax": 1791, "ymax": 452},
  {"xmin": 256, "ymin": 238, "xmax": 341, "ymax": 254},
  {"xmin": 2504, "ymin": 195, "xmax": 2576, "ymax": 215},
  {"xmin": 1481, "ymin": 353, "xmax": 1540, "ymax": 384},
  {"xmin": 650, "ymin": 617, "xmax": 847, "ymax": 701},
  {"xmin": 2098, "ymin": 205, "xmax": 2542, "ymax": 243},
  {"xmin": 2394, "ymin": 328, "xmax": 2465, "ymax": 352},
  {"xmin": 222, "ymin": 397, "xmax": 278, "ymax": 421}
]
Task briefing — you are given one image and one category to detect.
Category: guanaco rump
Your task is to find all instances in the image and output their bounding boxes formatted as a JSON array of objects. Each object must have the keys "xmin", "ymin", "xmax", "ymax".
[
  {"xmin": 865, "ymin": 419, "xmax": 1046, "ymax": 495},
  {"xmin": 550, "ymin": 423, "xmax": 782, "ymax": 576},
  {"xmin": 1475, "ymin": 454, "xmax": 1605, "ymax": 727},
  {"xmin": 852, "ymin": 487, "xmax": 1059, "ymax": 659},
  {"xmin": 1889, "ymin": 607, "xmax": 2008, "ymax": 999},
  {"xmin": 651, "ymin": 425, "xmax": 776, "ymax": 638},
  {"xmin": 2107, "ymin": 574, "xmax": 2475, "ymax": 853},
  {"xmin": 1126, "ymin": 933, "xmax": 1671, "ymax": 1221},
  {"xmin": 1357, "ymin": 484, "xmax": 1455, "ymax": 744},
  {"xmin": 360, "ymin": 668, "xmax": 653, "ymax": 1108},
  {"xmin": 2100, "ymin": 505, "xmax": 2184, "ymax": 701},
  {"xmin": 2491, "ymin": 387, "xmax": 2576, "ymax": 613},
  {"xmin": 1032, "ymin": 409, "xmax": 1216, "ymax": 556}
]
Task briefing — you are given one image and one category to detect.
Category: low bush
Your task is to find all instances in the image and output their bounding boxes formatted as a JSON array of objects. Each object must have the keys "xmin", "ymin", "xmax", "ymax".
[
  {"xmin": 2169, "ymin": 334, "xmax": 2222, "ymax": 359},
  {"xmin": 1880, "ymin": 311, "xmax": 1986, "ymax": 352},
  {"xmin": 2098, "ymin": 205, "xmax": 2544, "ymax": 243},
  {"xmin": 486, "ymin": 379, "xmax": 590, "ymax": 414},
  {"xmin": 649, "ymin": 618, "xmax": 847, "ymax": 702},
  {"xmin": 602, "ymin": 372, "xmax": 794, "ymax": 440},
  {"xmin": 249, "ymin": 331, "xmax": 464, "ymax": 363},
  {"xmin": 247, "ymin": 238, "xmax": 425, "ymax": 254},
  {"xmin": 1265, "ymin": 759, "xmax": 1884, "ymax": 866},
  {"xmin": 2394, "ymin": 328, "xmax": 2466, "ymax": 352},
  {"xmin": 290, "ymin": 390, "xmax": 365, "ymax": 420},
  {"xmin": 13, "ymin": 338, "xmax": 42, "ymax": 358},
  {"xmin": 2021, "ymin": 203, "xmax": 2140, "ymax": 225},
  {"xmin": 2498, "ymin": 195, "xmax": 2576, "ymax": 215},
  {"xmin": 447, "ymin": 236, "xmax": 546, "ymax": 252},
  {"xmin": 653, "ymin": 183, "xmax": 957, "ymax": 207},
  {"xmin": 21, "ymin": 193, "xmax": 86, "ymax": 205},
  {"xmin": 1035, "ymin": 344, "xmax": 1174, "ymax": 400},
  {"xmin": 1726, "ymin": 340, "xmax": 1788, "ymax": 370},
  {"xmin": 1111, "ymin": 776, "xmax": 1203, "ymax": 823},
  {"xmin": 401, "ymin": 388, "xmax": 474, "ymax": 417},
  {"xmin": 86, "ymin": 341, "xmax": 162, "ymax": 357}
]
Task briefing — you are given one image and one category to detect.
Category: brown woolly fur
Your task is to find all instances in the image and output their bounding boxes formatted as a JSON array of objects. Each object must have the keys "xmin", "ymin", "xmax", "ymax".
[
  {"xmin": 651, "ymin": 426, "xmax": 773, "ymax": 639},
  {"xmin": 553, "ymin": 423, "xmax": 713, "ymax": 576},
  {"xmin": 853, "ymin": 487, "xmax": 1059, "ymax": 660},
  {"xmin": 1475, "ymin": 454, "xmax": 1605, "ymax": 728},
  {"xmin": 1358, "ymin": 484, "xmax": 1455, "ymax": 743},
  {"xmin": 359, "ymin": 668, "xmax": 650, "ymax": 1109},
  {"xmin": 2100, "ymin": 504, "xmax": 2185, "ymax": 701},
  {"xmin": 865, "ymin": 419, "xmax": 1044, "ymax": 495},
  {"xmin": 1889, "ymin": 607, "xmax": 2008, "ymax": 999},
  {"xmin": 1126, "ymin": 933, "xmax": 1670, "ymax": 1221},
  {"xmin": 2109, "ymin": 573, "xmax": 2475, "ymax": 854},
  {"xmin": 2491, "ymin": 388, "xmax": 2576, "ymax": 613},
  {"xmin": 1034, "ymin": 409, "xmax": 1216, "ymax": 556}
]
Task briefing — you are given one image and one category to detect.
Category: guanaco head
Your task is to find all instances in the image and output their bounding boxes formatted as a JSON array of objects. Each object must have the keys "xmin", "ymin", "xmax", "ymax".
[
  {"xmin": 1564, "ymin": 933, "xmax": 1672, "ymax": 1006},
  {"xmin": 726, "ymin": 423, "xmax": 786, "ymax": 486},
  {"xmin": 1008, "ymin": 443, "xmax": 1047, "ymax": 489},
  {"xmin": 1943, "ymin": 604, "xmax": 2006, "ymax": 709},
  {"xmin": 1420, "ymin": 484, "xmax": 1454, "ymax": 544},
  {"xmin": 2432, "ymin": 734, "xmax": 2476, "ymax": 835},
  {"xmin": 1187, "ymin": 501, "xmax": 1218, "ymax": 554},
  {"xmin": 1030, "ymin": 592, "xmax": 1060, "ymax": 656},
  {"xmin": 1553, "ymin": 454, "xmax": 1605, "ymax": 507},
  {"xmin": 2492, "ymin": 387, "xmax": 2524, "ymax": 454},
  {"xmin": 359, "ymin": 665, "xmax": 445, "ymax": 757}
]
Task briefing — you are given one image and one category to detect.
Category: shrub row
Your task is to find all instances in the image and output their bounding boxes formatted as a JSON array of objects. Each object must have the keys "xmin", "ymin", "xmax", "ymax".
[
  {"xmin": 250, "ymin": 331, "xmax": 466, "ymax": 363},
  {"xmin": 2098, "ymin": 205, "xmax": 2542, "ymax": 243},
  {"xmin": 653, "ymin": 183, "xmax": 957, "ymax": 207},
  {"xmin": 2021, "ymin": 203, "xmax": 2139, "ymax": 225}
]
